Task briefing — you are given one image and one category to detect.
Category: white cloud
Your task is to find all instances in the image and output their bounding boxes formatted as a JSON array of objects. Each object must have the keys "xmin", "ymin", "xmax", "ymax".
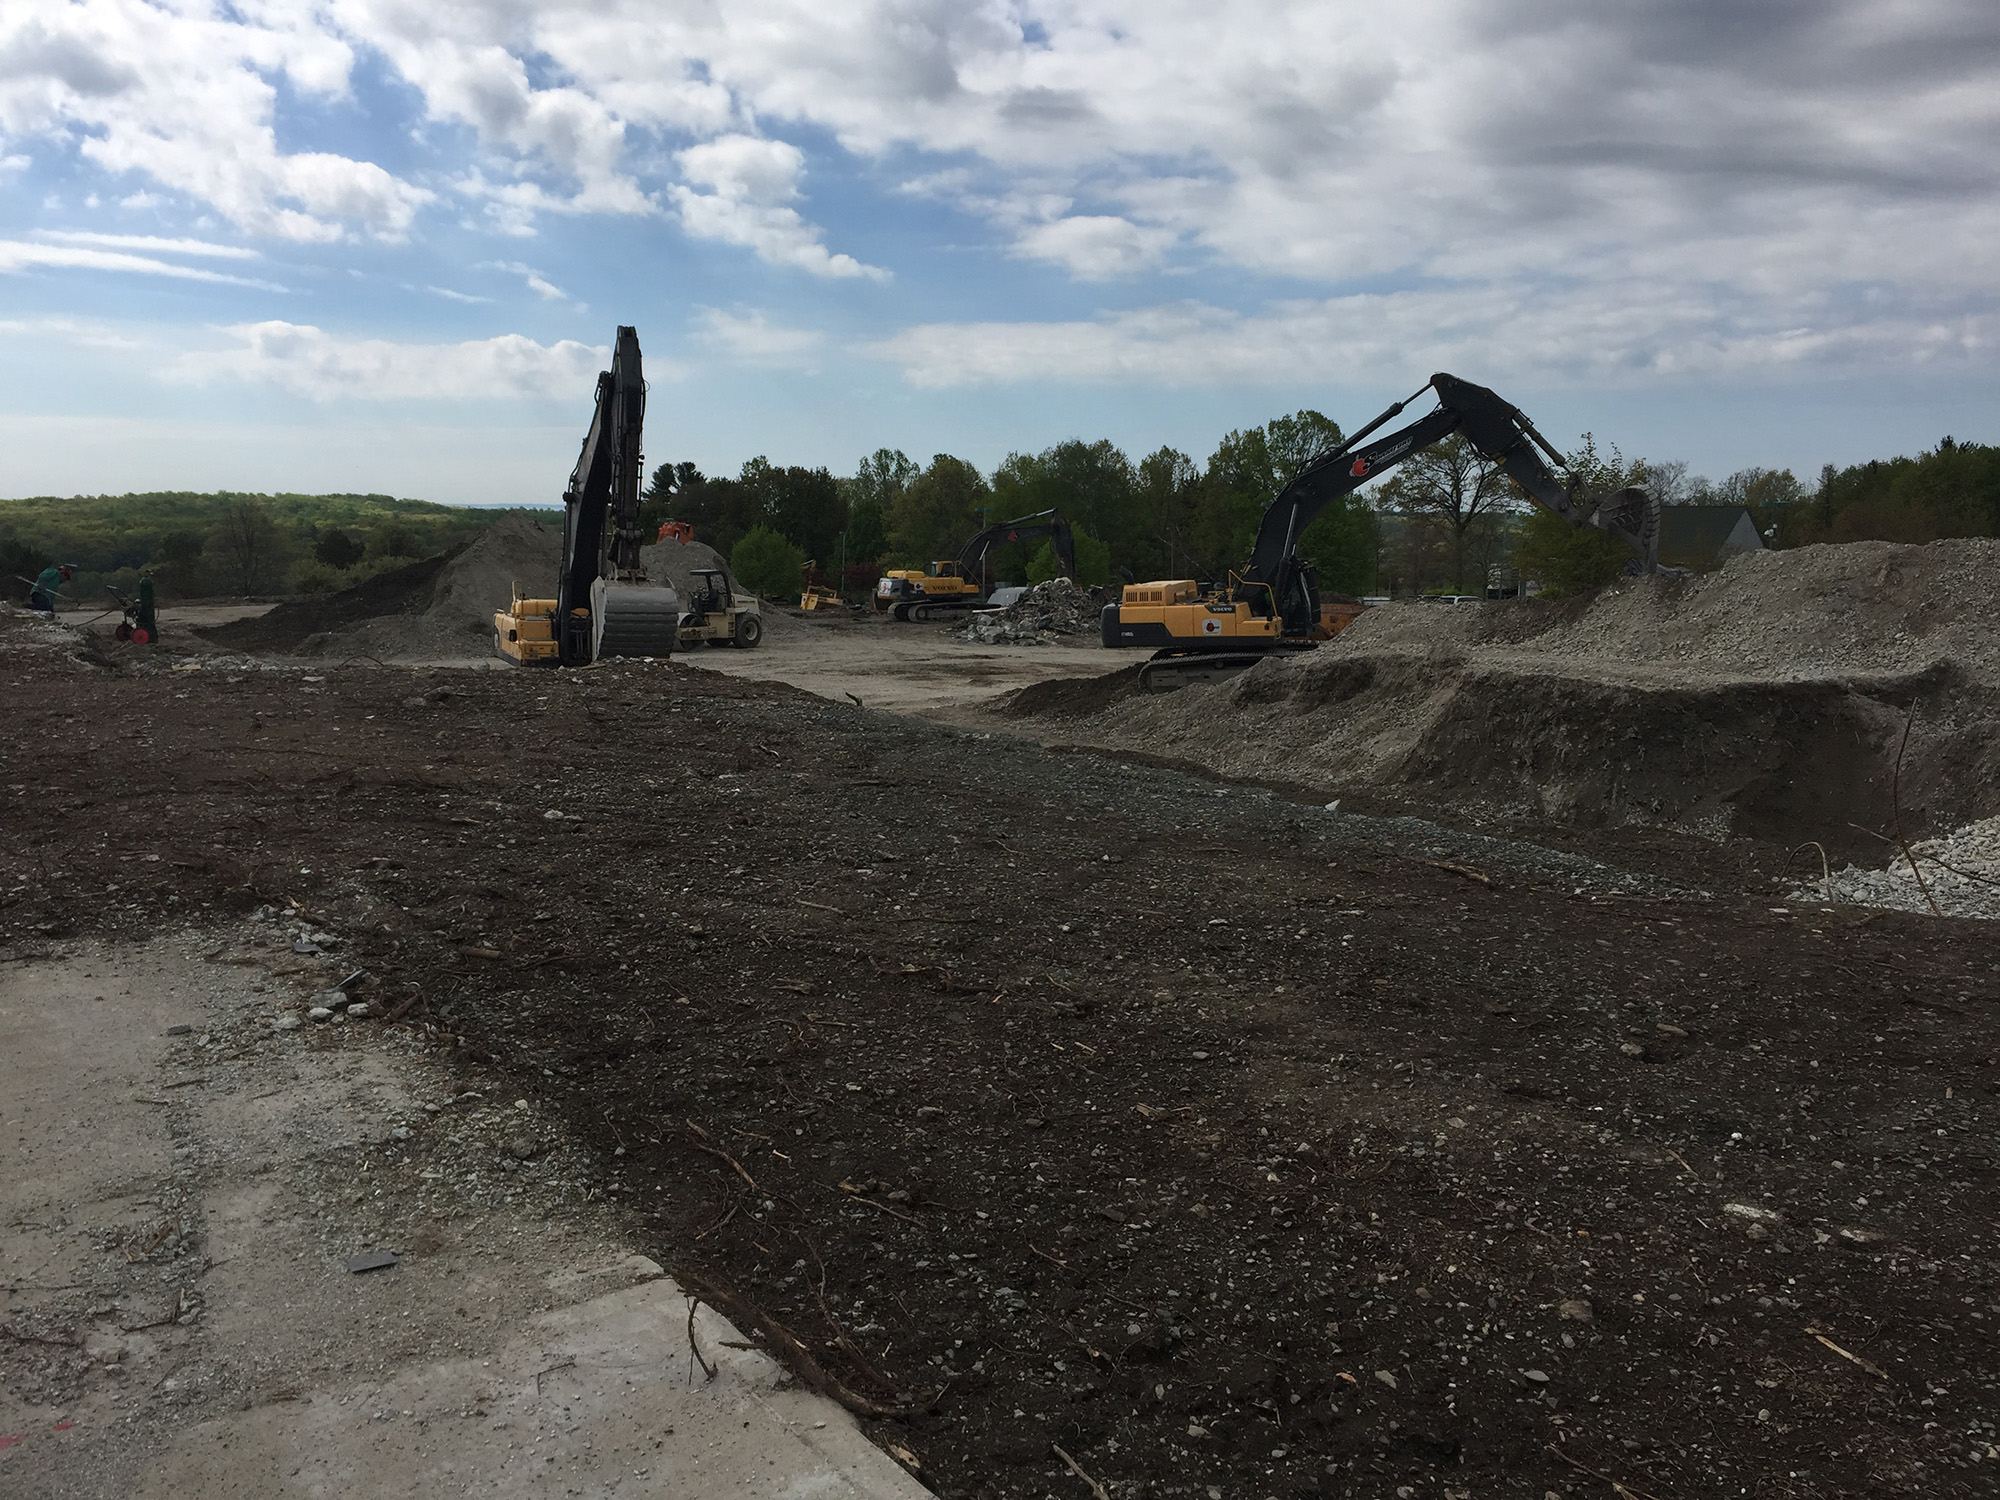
[
  {"xmin": 173, "ymin": 322, "xmax": 611, "ymax": 400},
  {"xmin": 0, "ymin": 1, "xmax": 429, "ymax": 242},
  {"xmin": 1, "ymin": 0, "xmax": 1995, "ymax": 384},
  {"xmin": 428, "ymin": 286, "xmax": 493, "ymax": 304},
  {"xmin": 692, "ymin": 306, "xmax": 824, "ymax": 369},
  {"xmin": 37, "ymin": 230, "xmax": 257, "ymax": 260},
  {"xmin": 0, "ymin": 239, "xmax": 277, "ymax": 287},
  {"xmin": 1010, "ymin": 215, "xmax": 1176, "ymax": 279},
  {"xmin": 482, "ymin": 261, "xmax": 573, "ymax": 301},
  {"xmin": 670, "ymin": 134, "xmax": 887, "ymax": 280},
  {"xmin": 867, "ymin": 286, "xmax": 2000, "ymax": 390}
]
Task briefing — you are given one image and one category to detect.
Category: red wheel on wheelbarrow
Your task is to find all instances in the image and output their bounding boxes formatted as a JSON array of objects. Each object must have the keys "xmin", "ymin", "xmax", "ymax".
[
  {"xmin": 115, "ymin": 622, "xmax": 133, "ymax": 641},
  {"xmin": 131, "ymin": 626, "xmax": 152, "ymax": 645}
]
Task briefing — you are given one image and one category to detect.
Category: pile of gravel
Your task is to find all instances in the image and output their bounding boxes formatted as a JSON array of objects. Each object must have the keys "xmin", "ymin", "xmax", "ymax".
[{"xmin": 1801, "ymin": 814, "xmax": 2000, "ymax": 920}]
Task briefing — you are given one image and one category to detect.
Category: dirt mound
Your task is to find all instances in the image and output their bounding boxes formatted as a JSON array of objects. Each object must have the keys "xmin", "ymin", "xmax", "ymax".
[
  {"xmin": 637, "ymin": 537, "xmax": 731, "ymax": 605},
  {"xmin": 200, "ymin": 512, "xmax": 576, "ymax": 661},
  {"xmin": 1342, "ymin": 536, "xmax": 2000, "ymax": 683},
  {"xmin": 1006, "ymin": 537, "xmax": 2000, "ymax": 854}
]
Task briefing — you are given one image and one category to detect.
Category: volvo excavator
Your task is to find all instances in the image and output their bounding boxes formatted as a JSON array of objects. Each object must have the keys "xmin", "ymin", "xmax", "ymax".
[
  {"xmin": 1102, "ymin": 373, "xmax": 1661, "ymax": 690},
  {"xmin": 494, "ymin": 326, "xmax": 680, "ymax": 666},
  {"xmin": 875, "ymin": 509, "xmax": 1078, "ymax": 622}
]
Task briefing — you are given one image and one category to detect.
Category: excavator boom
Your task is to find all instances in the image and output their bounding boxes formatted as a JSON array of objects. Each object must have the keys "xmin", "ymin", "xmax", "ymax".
[
  {"xmin": 1103, "ymin": 374, "xmax": 1660, "ymax": 683},
  {"xmin": 495, "ymin": 325, "xmax": 679, "ymax": 667}
]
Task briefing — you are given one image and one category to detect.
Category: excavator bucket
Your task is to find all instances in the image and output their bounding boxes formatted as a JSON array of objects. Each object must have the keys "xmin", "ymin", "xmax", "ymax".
[
  {"xmin": 1586, "ymin": 485, "xmax": 1662, "ymax": 575},
  {"xmin": 591, "ymin": 579, "xmax": 681, "ymax": 659}
]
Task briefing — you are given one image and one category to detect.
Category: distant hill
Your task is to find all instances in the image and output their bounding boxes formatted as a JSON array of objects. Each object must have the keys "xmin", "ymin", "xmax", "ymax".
[{"xmin": 0, "ymin": 491, "xmax": 561, "ymax": 603}]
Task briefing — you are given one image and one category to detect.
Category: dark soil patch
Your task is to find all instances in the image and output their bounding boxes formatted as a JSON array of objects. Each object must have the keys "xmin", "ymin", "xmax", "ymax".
[{"xmin": 4, "ymin": 612, "xmax": 1998, "ymax": 1498}]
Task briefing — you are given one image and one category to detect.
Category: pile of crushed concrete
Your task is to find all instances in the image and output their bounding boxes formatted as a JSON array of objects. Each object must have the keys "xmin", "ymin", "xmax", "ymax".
[
  {"xmin": 957, "ymin": 577, "xmax": 1102, "ymax": 645},
  {"xmin": 1803, "ymin": 814, "xmax": 2000, "ymax": 920},
  {"xmin": 200, "ymin": 514, "xmax": 737, "ymax": 661},
  {"xmin": 1007, "ymin": 538, "xmax": 2000, "ymax": 859}
]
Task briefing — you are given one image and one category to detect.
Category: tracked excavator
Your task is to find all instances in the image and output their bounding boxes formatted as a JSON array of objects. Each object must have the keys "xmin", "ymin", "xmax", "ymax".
[
  {"xmin": 1102, "ymin": 373, "xmax": 1661, "ymax": 690},
  {"xmin": 494, "ymin": 325, "xmax": 680, "ymax": 666},
  {"xmin": 875, "ymin": 509, "xmax": 1078, "ymax": 622}
]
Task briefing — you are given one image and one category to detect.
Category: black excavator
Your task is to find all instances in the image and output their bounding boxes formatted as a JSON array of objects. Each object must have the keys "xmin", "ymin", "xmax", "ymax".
[
  {"xmin": 874, "ymin": 508, "xmax": 1079, "ymax": 621},
  {"xmin": 1101, "ymin": 373, "xmax": 1660, "ymax": 689},
  {"xmin": 493, "ymin": 326, "xmax": 680, "ymax": 665}
]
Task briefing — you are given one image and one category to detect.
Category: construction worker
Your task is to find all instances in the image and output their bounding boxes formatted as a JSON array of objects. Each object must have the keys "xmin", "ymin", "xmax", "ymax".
[{"xmin": 27, "ymin": 563, "xmax": 73, "ymax": 614}]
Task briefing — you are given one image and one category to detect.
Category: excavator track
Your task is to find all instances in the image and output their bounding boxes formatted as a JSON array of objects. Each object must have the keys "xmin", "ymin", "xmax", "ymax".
[{"xmin": 893, "ymin": 599, "xmax": 981, "ymax": 623}]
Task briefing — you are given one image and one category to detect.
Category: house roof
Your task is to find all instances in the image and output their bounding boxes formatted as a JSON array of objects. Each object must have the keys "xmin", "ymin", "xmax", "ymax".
[{"xmin": 1658, "ymin": 504, "xmax": 1764, "ymax": 570}]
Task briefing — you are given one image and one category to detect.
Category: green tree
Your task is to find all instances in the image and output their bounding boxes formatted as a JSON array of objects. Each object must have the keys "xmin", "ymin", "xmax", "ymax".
[
  {"xmin": 1512, "ymin": 508, "xmax": 1628, "ymax": 596},
  {"xmin": 210, "ymin": 496, "xmax": 284, "ymax": 594},
  {"xmin": 154, "ymin": 530, "xmax": 205, "ymax": 596},
  {"xmin": 369, "ymin": 521, "xmax": 420, "ymax": 560},
  {"xmin": 1510, "ymin": 435, "xmax": 1645, "ymax": 596},
  {"xmin": 1375, "ymin": 431, "xmax": 1515, "ymax": 592},
  {"xmin": 740, "ymin": 459, "xmax": 846, "ymax": 564},
  {"xmin": 1025, "ymin": 530, "xmax": 1113, "ymax": 587},
  {"xmin": 729, "ymin": 526, "xmax": 808, "ymax": 599},
  {"xmin": 1199, "ymin": 410, "xmax": 1349, "ymax": 585},
  {"xmin": 314, "ymin": 528, "xmax": 366, "ymax": 569},
  {"xmin": 0, "ymin": 533, "xmax": 51, "ymax": 603},
  {"xmin": 888, "ymin": 455, "xmax": 989, "ymax": 566},
  {"xmin": 1298, "ymin": 502, "xmax": 1380, "ymax": 597}
]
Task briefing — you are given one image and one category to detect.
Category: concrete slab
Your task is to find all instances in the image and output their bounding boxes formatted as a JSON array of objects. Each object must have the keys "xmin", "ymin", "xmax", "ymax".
[{"xmin": 0, "ymin": 937, "xmax": 930, "ymax": 1500}]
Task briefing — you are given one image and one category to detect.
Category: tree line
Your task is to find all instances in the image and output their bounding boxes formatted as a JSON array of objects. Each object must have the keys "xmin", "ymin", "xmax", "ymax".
[
  {"xmin": 651, "ymin": 424, "xmax": 1996, "ymax": 601},
  {"xmin": 5, "ymin": 429, "xmax": 1991, "ymax": 608}
]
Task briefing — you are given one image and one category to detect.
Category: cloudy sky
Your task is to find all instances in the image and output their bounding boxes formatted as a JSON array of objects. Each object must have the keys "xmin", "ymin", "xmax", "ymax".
[{"xmin": 1, "ymin": 0, "xmax": 1996, "ymax": 504}]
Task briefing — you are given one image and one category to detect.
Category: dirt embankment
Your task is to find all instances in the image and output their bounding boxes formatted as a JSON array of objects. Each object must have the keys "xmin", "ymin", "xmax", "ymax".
[
  {"xmin": 200, "ymin": 512, "xmax": 562, "ymax": 661},
  {"xmin": 196, "ymin": 518, "xmax": 750, "ymax": 663},
  {"xmin": 1007, "ymin": 538, "xmax": 2000, "ymax": 859}
]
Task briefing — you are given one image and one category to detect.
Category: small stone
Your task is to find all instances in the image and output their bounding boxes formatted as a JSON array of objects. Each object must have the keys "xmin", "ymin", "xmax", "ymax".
[
  {"xmin": 314, "ymin": 989, "xmax": 349, "ymax": 1009},
  {"xmin": 1558, "ymin": 1299, "xmax": 1594, "ymax": 1322},
  {"xmin": 1022, "ymin": 1117, "xmax": 1045, "ymax": 1129},
  {"xmin": 165, "ymin": 1024, "xmax": 194, "ymax": 1036},
  {"xmin": 308, "ymin": 1007, "xmax": 333, "ymax": 1023},
  {"xmin": 1722, "ymin": 1202, "xmax": 1783, "ymax": 1224},
  {"xmin": 346, "ymin": 1003, "xmax": 372, "ymax": 1019},
  {"xmin": 390, "ymin": 1126, "xmax": 411, "ymax": 1141},
  {"xmin": 1619, "ymin": 1041, "xmax": 1646, "ymax": 1058},
  {"xmin": 1374, "ymin": 1369, "xmax": 1399, "ymax": 1389},
  {"xmin": 543, "ymin": 809, "xmax": 565, "ymax": 821},
  {"xmin": 1745, "ymin": 1223, "xmax": 1771, "ymax": 1241},
  {"xmin": 508, "ymin": 1137, "xmax": 541, "ymax": 1160},
  {"xmin": 1523, "ymin": 1369, "xmax": 1550, "ymax": 1383},
  {"xmin": 272, "ymin": 1015, "xmax": 302, "ymax": 1032},
  {"xmin": 1190, "ymin": 1050, "xmax": 1211, "ymax": 1061}
]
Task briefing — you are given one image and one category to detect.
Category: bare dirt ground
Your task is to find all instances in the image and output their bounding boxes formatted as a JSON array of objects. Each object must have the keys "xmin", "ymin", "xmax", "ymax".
[{"xmin": 3, "ymin": 602, "xmax": 1997, "ymax": 1500}]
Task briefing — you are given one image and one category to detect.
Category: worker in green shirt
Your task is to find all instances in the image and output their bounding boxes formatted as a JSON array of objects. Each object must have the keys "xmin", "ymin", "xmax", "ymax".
[{"xmin": 27, "ymin": 563, "xmax": 73, "ymax": 614}]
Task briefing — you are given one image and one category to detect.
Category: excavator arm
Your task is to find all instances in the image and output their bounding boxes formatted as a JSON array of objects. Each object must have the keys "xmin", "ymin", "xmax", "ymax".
[
  {"xmin": 954, "ymin": 509, "xmax": 1077, "ymax": 584},
  {"xmin": 1241, "ymin": 373, "xmax": 1659, "ymax": 633}
]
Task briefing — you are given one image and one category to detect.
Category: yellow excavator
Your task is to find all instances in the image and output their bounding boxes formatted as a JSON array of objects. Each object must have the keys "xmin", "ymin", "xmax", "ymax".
[
  {"xmin": 1102, "ymin": 373, "xmax": 1660, "ymax": 689},
  {"xmin": 495, "ymin": 325, "xmax": 680, "ymax": 666},
  {"xmin": 874, "ymin": 510, "xmax": 1077, "ymax": 622}
]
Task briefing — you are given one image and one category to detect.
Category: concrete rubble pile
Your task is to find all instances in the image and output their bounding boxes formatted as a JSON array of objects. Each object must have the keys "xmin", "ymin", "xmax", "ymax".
[
  {"xmin": 1805, "ymin": 814, "xmax": 2000, "ymax": 921},
  {"xmin": 958, "ymin": 577, "xmax": 1102, "ymax": 645}
]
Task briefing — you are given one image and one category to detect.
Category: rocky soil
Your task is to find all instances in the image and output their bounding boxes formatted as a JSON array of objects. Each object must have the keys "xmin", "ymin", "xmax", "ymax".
[{"xmin": 4, "ymin": 604, "xmax": 1998, "ymax": 1499}]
